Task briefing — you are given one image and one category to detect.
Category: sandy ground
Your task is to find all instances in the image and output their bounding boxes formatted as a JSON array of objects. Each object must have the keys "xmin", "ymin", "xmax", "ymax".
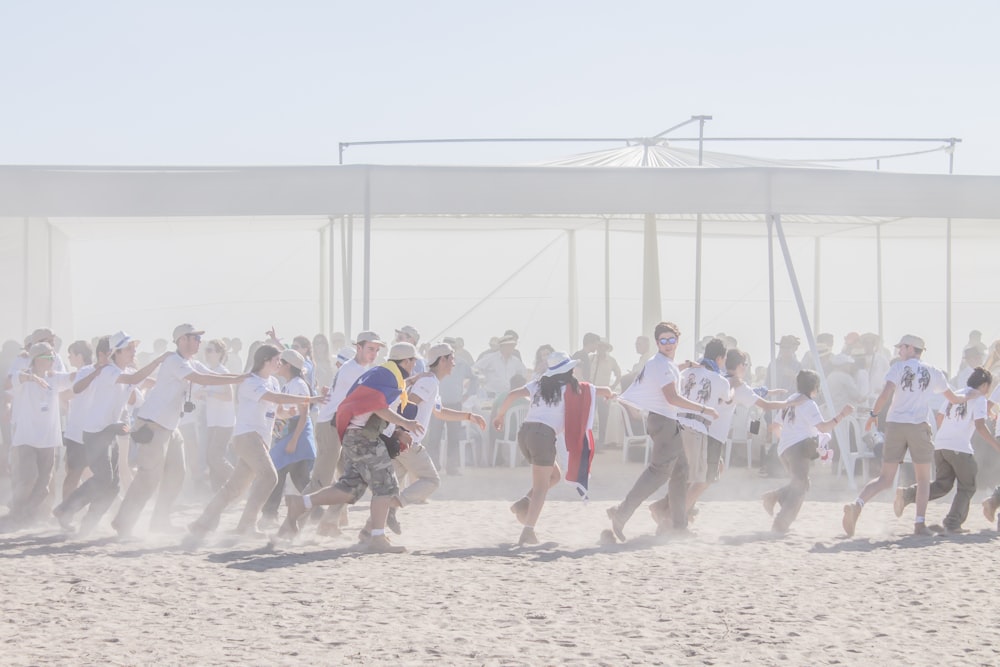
[{"xmin": 2, "ymin": 451, "xmax": 999, "ymax": 666}]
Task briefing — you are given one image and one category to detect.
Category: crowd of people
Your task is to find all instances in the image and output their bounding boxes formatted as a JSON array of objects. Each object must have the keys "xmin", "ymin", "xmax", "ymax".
[{"xmin": 3, "ymin": 321, "xmax": 1000, "ymax": 553}]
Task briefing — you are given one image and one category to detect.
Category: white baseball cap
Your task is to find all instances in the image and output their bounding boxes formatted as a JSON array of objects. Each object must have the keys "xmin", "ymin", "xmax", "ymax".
[
  {"xmin": 388, "ymin": 342, "xmax": 418, "ymax": 361},
  {"xmin": 172, "ymin": 323, "xmax": 205, "ymax": 342}
]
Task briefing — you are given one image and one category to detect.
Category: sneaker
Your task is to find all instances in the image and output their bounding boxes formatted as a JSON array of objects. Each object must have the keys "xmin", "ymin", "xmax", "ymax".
[
  {"xmin": 842, "ymin": 503, "xmax": 861, "ymax": 537},
  {"xmin": 893, "ymin": 487, "xmax": 907, "ymax": 518},
  {"xmin": 761, "ymin": 491, "xmax": 778, "ymax": 517},
  {"xmin": 518, "ymin": 526, "xmax": 539, "ymax": 546},
  {"xmin": 386, "ymin": 508, "xmax": 402, "ymax": 535},
  {"xmin": 983, "ymin": 496, "xmax": 999, "ymax": 523},
  {"xmin": 648, "ymin": 497, "xmax": 670, "ymax": 525},
  {"xmin": 366, "ymin": 534, "xmax": 405, "ymax": 553},
  {"xmin": 913, "ymin": 522, "xmax": 933, "ymax": 536},
  {"xmin": 606, "ymin": 505, "xmax": 627, "ymax": 542},
  {"xmin": 53, "ymin": 505, "xmax": 75, "ymax": 533},
  {"xmin": 509, "ymin": 497, "xmax": 530, "ymax": 525}
]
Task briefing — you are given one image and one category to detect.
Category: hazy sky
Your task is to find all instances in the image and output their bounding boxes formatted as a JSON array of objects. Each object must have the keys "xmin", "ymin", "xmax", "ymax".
[
  {"xmin": 2, "ymin": 1, "xmax": 998, "ymax": 372},
  {"xmin": 1, "ymin": 1, "xmax": 998, "ymax": 173}
]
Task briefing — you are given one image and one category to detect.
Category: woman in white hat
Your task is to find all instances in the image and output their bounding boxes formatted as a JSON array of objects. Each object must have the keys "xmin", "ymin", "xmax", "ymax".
[
  {"xmin": 189, "ymin": 344, "xmax": 325, "ymax": 539},
  {"xmin": 261, "ymin": 349, "xmax": 318, "ymax": 525},
  {"xmin": 494, "ymin": 351, "xmax": 615, "ymax": 546}
]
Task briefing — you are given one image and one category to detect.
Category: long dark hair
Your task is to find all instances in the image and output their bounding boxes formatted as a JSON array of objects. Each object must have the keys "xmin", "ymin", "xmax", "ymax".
[
  {"xmin": 535, "ymin": 371, "xmax": 580, "ymax": 406},
  {"xmin": 251, "ymin": 344, "xmax": 281, "ymax": 374}
]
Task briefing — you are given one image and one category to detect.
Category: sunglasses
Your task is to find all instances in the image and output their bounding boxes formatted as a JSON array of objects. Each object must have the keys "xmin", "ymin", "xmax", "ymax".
[
  {"xmin": 185, "ymin": 334, "xmax": 202, "ymax": 342},
  {"xmin": 658, "ymin": 336, "xmax": 678, "ymax": 345}
]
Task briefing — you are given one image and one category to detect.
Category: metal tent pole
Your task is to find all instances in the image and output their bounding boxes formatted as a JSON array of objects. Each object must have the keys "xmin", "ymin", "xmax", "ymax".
[
  {"xmin": 642, "ymin": 213, "xmax": 662, "ymax": 337},
  {"xmin": 568, "ymin": 229, "xmax": 579, "ymax": 352},
  {"xmin": 604, "ymin": 218, "xmax": 611, "ymax": 340},
  {"xmin": 342, "ymin": 215, "xmax": 353, "ymax": 339},
  {"xmin": 694, "ymin": 214, "xmax": 703, "ymax": 357},
  {"xmin": 363, "ymin": 170, "xmax": 372, "ymax": 330},
  {"xmin": 876, "ymin": 224, "xmax": 884, "ymax": 343},
  {"xmin": 767, "ymin": 216, "xmax": 777, "ymax": 388},
  {"xmin": 773, "ymin": 214, "xmax": 835, "ymax": 416},
  {"xmin": 813, "ymin": 238, "xmax": 821, "ymax": 333}
]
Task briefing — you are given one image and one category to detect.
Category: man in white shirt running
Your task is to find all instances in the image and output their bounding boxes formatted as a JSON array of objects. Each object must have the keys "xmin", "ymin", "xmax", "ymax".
[
  {"xmin": 111, "ymin": 324, "xmax": 245, "ymax": 537},
  {"xmin": 387, "ymin": 342, "xmax": 487, "ymax": 534},
  {"xmin": 845, "ymin": 334, "xmax": 972, "ymax": 537},
  {"xmin": 894, "ymin": 367, "xmax": 1000, "ymax": 533},
  {"xmin": 606, "ymin": 322, "xmax": 719, "ymax": 541}
]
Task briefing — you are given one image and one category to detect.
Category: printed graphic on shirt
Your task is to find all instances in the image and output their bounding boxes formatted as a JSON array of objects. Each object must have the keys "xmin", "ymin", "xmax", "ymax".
[
  {"xmin": 944, "ymin": 401, "xmax": 968, "ymax": 420},
  {"xmin": 681, "ymin": 375, "xmax": 713, "ymax": 404},
  {"xmin": 781, "ymin": 404, "xmax": 797, "ymax": 423},
  {"xmin": 900, "ymin": 365, "xmax": 932, "ymax": 393}
]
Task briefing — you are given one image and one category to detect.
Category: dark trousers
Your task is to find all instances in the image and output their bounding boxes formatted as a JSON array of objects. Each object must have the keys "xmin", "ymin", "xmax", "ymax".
[
  {"xmin": 617, "ymin": 413, "xmax": 689, "ymax": 530},
  {"xmin": 772, "ymin": 439, "xmax": 814, "ymax": 531},
  {"xmin": 57, "ymin": 429, "xmax": 121, "ymax": 529},
  {"xmin": 263, "ymin": 459, "xmax": 313, "ymax": 518},
  {"xmin": 903, "ymin": 449, "xmax": 977, "ymax": 529}
]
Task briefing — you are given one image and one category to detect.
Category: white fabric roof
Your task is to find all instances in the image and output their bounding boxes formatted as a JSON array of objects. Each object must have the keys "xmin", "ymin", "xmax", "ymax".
[{"xmin": 2, "ymin": 165, "xmax": 1000, "ymax": 219}]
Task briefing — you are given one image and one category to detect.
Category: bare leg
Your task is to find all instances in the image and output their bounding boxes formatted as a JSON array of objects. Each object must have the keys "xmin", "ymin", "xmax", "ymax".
[{"xmin": 912, "ymin": 462, "xmax": 932, "ymax": 520}]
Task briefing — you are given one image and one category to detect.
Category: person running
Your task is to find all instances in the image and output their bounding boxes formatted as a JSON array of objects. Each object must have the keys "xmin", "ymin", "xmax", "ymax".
[
  {"xmin": 309, "ymin": 331, "xmax": 385, "ymax": 536},
  {"xmin": 189, "ymin": 344, "xmax": 324, "ymax": 539},
  {"xmin": 647, "ymin": 338, "xmax": 732, "ymax": 529},
  {"xmin": 845, "ymin": 334, "xmax": 972, "ymax": 537},
  {"xmin": 111, "ymin": 324, "xmax": 245, "ymax": 537},
  {"xmin": 199, "ymin": 339, "xmax": 236, "ymax": 491},
  {"xmin": 606, "ymin": 322, "xmax": 719, "ymax": 541},
  {"xmin": 388, "ymin": 342, "xmax": 487, "ymax": 534},
  {"xmin": 3, "ymin": 343, "xmax": 76, "ymax": 529},
  {"xmin": 261, "ymin": 349, "xmax": 317, "ymax": 526},
  {"xmin": 893, "ymin": 367, "xmax": 1000, "ymax": 533},
  {"xmin": 280, "ymin": 342, "xmax": 425, "ymax": 554},
  {"xmin": 761, "ymin": 370, "xmax": 854, "ymax": 533},
  {"xmin": 54, "ymin": 332, "xmax": 165, "ymax": 535},
  {"xmin": 495, "ymin": 350, "xmax": 614, "ymax": 545},
  {"xmin": 61, "ymin": 339, "xmax": 101, "ymax": 502}
]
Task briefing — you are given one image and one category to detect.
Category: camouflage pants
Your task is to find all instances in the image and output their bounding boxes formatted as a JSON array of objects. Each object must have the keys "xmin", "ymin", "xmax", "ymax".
[{"xmin": 333, "ymin": 428, "xmax": 399, "ymax": 502}]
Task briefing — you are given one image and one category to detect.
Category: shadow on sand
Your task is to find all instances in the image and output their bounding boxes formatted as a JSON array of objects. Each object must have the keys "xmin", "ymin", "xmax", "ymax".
[{"xmin": 809, "ymin": 529, "xmax": 1000, "ymax": 554}]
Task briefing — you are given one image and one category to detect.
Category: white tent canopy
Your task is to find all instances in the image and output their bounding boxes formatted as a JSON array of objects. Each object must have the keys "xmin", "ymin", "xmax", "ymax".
[{"xmin": 2, "ymin": 164, "xmax": 999, "ymax": 386}]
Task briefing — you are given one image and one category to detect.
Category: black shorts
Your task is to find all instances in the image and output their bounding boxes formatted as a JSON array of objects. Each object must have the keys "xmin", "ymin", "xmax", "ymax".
[{"xmin": 63, "ymin": 437, "xmax": 87, "ymax": 470}]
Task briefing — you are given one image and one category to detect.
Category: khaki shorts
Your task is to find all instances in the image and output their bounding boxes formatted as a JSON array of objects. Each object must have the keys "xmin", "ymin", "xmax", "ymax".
[
  {"xmin": 517, "ymin": 422, "xmax": 557, "ymax": 467},
  {"xmin": 883, "ymin": 422, "xmax": 934, "ymax": 465},
  {"xmin": 682, "ymin": 428, "xmax": 709, "ymax": 484}
]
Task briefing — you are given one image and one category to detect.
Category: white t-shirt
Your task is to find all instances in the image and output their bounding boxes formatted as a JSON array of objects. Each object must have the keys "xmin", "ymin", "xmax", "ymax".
[
  {"xmin": 81, "ymin": 365, "xmax": 135, "ymax": 433},
  {"xmin": 884, "ymin": 358, "xmax": 950, "ymax": 425},
  {"xmin": 776, "ymin": 394, "xmax": 824, "ymax": 456},
  {"xmin": 408, "ymin": 374, "xmax": 441, "ymax": 444},
  {"xmin": 204, "ymin": 362, "xmax": 236, "ymax": 428},
  {"xmin": 317, "ymin": 359, "xmax": 368, "ymax": 423},
  {"xmin": 713, "ymin": 380, "xmax": 759, "ymax": 441},
  {"xmin": 523, "ymin": 380, "xmax": 567, "ymax": 434},
  {"xmin": 136, "ymin": 352, "xmax": 198, "ymax": 430},
  {"xmin": 676, "ymin": 366, "xmax": 731, "ymax": 436},
  {"xmin": 934, "ymin": 389, "xmax": 985, "ymax": 455},
  {"xmin": 619, "ymin": 353, "xmax": 680, "ymax": 419},
  {"xmin": 233, "ymin": 374, "xmax": 281, "ymax": 445},
  {"xmin": 11, "ymin": 371, "xmax": 74, "ymax": 448},
  {"xmin": 63, "ymin": 363, "xmax": 96, "ymax": 443}
]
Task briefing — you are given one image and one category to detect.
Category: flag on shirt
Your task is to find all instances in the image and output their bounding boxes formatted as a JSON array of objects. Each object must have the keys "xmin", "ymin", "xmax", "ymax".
[
  {"xmin": 334, "ymin": 363, "xmax": 407, "ymax": 439},
  {"xmin": 564, "ymin": 382, "xmax": 597, "ymax": 493}
]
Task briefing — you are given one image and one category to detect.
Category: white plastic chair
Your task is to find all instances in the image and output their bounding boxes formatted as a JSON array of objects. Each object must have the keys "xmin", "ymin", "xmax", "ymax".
[
  {"xmin": 614, "ymin": 402, "xmax": 652, "ymax": 465},
  {"xmin": 457, "ymin": 415, "xmax": 486, "ymax": 468},
  {"xmin": 494, "ymin": 404, "xmax": 528, "ymax": 468},
  {"xmin": 836, "ymin": 417, "xmax": 874, "ymax": 490},
  {"xmin": 725, "ymin": 404, "xmax": 754, "ymax": 469}
]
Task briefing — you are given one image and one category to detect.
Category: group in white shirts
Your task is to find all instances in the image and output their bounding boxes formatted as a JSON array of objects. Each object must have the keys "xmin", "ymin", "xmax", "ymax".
[{"xmin": 7, "ymin": 322, "xmax": 1000, "ymax": 547}]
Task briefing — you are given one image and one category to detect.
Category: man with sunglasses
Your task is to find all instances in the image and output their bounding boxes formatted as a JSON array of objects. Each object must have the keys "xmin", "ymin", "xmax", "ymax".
[
  {"xmin": 844, "ymin": 334, "xmax": 972, "ymax": 537},
  {"xmin": 607, "ymin": 322, "xmax": 719, "ymax": 541},
  {"xmin": 112, "ymin": 324, "xmax": 245, "ymax": 538}
]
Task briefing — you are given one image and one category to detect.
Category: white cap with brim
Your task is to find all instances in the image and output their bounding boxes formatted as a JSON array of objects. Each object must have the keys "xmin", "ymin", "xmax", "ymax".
[
  {"xmin": 279, "ymin": 348, "xmax": 306, "ymax": 371},
  {"xmin": 542, "ymin": 351, "xmax": 579, "ymax": 377},
  {"xmin": 172, "ymin": 323, "xmax": 205, "ymax": 342},
  {"xmin": 426, "ymin": 342, "xmax": 454, "ymax": 366},
  {"xmin": 336, "ymin": 346, "xmax": 356, "ymax": 363},
  {"xmin": 895, "ymin": 334, "xmax": 926, "ymax": 350},
  {"xmin": 354, "ymin": 331, "xmax": 385, "ymax": 346},
  {"xmin": 389, "ymin": 342, "xmax": 419, "ymax": 361}
]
